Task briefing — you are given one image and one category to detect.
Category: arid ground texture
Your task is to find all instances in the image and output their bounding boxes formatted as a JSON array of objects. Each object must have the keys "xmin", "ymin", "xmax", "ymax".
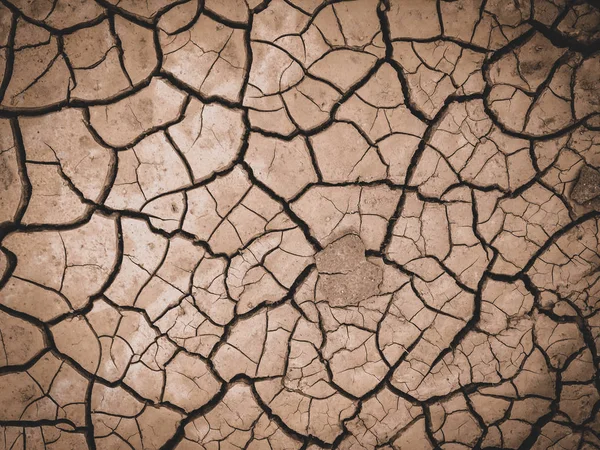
[{"xmin": 0, "ymin": 0, "xmax": 600, "ymax": 448}]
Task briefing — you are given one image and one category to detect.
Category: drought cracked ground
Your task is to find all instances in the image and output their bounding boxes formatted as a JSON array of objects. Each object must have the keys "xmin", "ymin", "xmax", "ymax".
[{"xmin": 0, "ymin": 0, "xmax": 600, "ymax": 449}]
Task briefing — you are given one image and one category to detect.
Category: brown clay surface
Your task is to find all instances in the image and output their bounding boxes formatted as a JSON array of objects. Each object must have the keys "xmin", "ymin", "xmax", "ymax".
[{"xmin": 0, "ymin": 0, "xmax": 600, "ymax": 449}]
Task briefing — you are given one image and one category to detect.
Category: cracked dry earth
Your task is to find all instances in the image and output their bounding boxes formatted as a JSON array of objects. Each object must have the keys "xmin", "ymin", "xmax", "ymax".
[{"xmin": 1, "ymin": 1, "xmax": 600, "ymax": 450}]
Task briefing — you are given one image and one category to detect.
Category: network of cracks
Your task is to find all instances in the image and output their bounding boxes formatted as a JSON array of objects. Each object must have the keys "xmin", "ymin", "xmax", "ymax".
[{"xmin": 0, "ymin": 0, "xmax": 600, "ymax": 448}]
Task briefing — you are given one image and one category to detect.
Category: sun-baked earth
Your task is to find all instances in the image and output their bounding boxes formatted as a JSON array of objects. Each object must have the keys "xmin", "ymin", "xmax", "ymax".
[{"xmin": 0, "ymin": 0, "xmax": 600, "ymax": 449}]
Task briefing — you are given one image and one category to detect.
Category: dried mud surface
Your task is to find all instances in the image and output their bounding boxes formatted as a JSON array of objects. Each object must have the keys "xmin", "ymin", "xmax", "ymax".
[{"xmin": 0, "ymin": 0, "xmax": 600, "ymax": 449}]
